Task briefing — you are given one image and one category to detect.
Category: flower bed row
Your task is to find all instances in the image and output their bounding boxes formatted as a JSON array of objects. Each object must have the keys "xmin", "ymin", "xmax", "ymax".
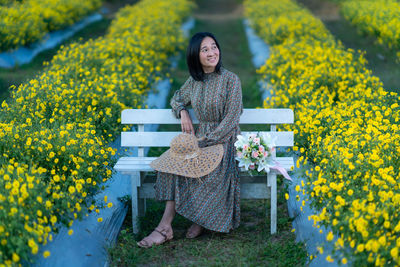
[
  {"xmin": 340, "ymin": 0, "xmax": 400, "ymax": 61},
  {"xmin": 0, "ymin": 0, "xmax": 193, "ymax": 265},
  {"xmin": 244, "ymin": 0, "xmax": 400, "ymax": 266},
  {"xmin": 0, "ymin": 0, "xmax": 102, "ymax": 51}
]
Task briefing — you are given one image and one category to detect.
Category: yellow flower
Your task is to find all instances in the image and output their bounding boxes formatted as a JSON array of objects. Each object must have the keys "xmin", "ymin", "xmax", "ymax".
[
  {"xmin": 76, "ymin": 184, "xmax": 82, "ymax": 191},
  {"xmin": 43, "ymin": 251, "xmax": 51, "ymax": 258},
  {"xmin": 326, "ymin": 255, "xmax": 334, "ymax": 263},
  {"xmin": 28, "ymin": 239, "xmax": 36, "ymax": 248},
  {"xmin": 12, "ymin": 253, "xmax": 20, "ymax": 262},
  {"xmin": 68, "ymin": 186, "xmax": 76, "ymax": 194},
  {"xmin": 378, "ymin": 236, "xmax": 386, "ymax": 246},
  {"xmin": 326, "ymin": 231, "xmax": 334, "ymax": 241},
  {"xmin": 390, "ymin": 247, "xmax": 398, "ymax": 260},
  {"xmin": 32, "ymin": 245, "xmax": 39, "ymax": 254},
  {"xmin": 53, "ymin": 175, "xmax": 60, "ymax": 182}
]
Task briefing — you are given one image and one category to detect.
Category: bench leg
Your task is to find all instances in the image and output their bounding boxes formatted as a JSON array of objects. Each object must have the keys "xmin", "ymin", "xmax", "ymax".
[
  {"xmin": 130, "ymin": 172, "xmax": 141, "ymax": 234},
  {"xmin": 268, "ymin": 172, "xmax": 277, "ymax": 235}
]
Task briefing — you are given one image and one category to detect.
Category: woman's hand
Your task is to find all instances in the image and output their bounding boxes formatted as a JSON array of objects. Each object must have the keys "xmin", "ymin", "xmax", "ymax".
[{"xmin": 180, "ymin": 110, "xmax": 195, "ymax": 134}]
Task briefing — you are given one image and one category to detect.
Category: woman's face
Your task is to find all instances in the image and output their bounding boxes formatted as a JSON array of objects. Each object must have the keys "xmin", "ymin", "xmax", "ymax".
[{"xmin": 199, "ymin": 36, "xmax": 220, "ymax": 73}]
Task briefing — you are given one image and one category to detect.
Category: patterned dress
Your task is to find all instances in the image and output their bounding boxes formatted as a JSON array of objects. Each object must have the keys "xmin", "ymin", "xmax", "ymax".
[{"xmin": 154, "ymin": 67, "xmax": 243, "ymax": 233}]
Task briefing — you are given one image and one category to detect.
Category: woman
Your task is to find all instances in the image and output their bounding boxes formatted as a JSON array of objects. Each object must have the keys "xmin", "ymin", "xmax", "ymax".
[{"xmin": 137, "ymin": 32, "xmax": 243, "ymax": 248}]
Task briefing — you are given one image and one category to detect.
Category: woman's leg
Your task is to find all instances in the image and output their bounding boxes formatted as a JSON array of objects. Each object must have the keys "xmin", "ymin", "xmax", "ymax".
[
  {"xmin": 158, "ymin": 200, "xmax": 176, "ymax": 228},
  {"xmin": 137, "ymin": 200, "xmax": 175, "ymax": 247},
  {"xmin": 186, "ymin": 223, "xmax": 204, "ymax": 238}
]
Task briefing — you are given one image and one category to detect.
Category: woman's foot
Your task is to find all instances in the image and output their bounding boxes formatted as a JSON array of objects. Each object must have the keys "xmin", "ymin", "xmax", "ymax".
[
  {"xmin": 137, "ymin": 226, "xmax": 173, "ymax": 248},
  {"xmin": 186, "ymin": 223, "xmax": 204, "ymax": 239}
]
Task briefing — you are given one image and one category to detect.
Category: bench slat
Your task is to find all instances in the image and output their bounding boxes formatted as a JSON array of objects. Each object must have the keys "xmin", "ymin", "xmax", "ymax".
[
  {"xmin": 121, "ymin": 108, "xmax": 293, "ymax": 124},
  {"xmin": 114, "ymin": 156, "xmax": 294, "ymax": 173},
  {"xmin": 121, "ymin": 131, "xmax": 293, "ymax": 147}
]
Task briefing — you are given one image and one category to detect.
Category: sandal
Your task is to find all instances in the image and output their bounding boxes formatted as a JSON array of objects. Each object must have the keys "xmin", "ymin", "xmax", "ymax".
[
  {"xmin": 137, "ymin": 228, "xmax": 173, "ymax": 248},
  {"xmin": 185, "ymin": 223, "xmax": 204, "ymax": 239}
]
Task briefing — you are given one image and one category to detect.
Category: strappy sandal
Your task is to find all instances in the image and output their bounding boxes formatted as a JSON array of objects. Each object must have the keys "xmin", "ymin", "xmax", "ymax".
[{"xmin": 137, "ymin": 228, "xmax": 173, "ymax": 248}]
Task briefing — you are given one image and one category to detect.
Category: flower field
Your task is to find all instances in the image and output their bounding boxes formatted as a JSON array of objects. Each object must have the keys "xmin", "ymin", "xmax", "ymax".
[
  {"xmin": 0, "ymin": 0, "xmax": 102, "ymax": 51},
  {"xmin": 340, "ymin": 0, "xmax": 400, "ymax": 61},
  {"xmin": 0, "ymin": 0, "xmax": 193, "ymax": 265},
  {"xmin": 244, "ymin": 0, "xmax": 400, "ymax": 265}
]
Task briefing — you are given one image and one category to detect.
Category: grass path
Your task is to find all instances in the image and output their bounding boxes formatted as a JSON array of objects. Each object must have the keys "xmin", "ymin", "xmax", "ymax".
[
  {"xmin": 108, "ymin": 0, "xmax": 307, "ymax": 266},
  {"xmin": 297, "ymin": 0, "xmax": 400, "ymax": 94}
]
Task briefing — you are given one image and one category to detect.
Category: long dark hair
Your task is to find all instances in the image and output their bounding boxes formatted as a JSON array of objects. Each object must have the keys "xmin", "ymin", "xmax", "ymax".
[{"xmin": 186, "ymin": 32, "xmax": 222, "ymax": 81}]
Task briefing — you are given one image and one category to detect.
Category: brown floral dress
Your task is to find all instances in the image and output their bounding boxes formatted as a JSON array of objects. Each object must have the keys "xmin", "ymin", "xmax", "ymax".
[{"xmin": 154, "ymin": 67, "xmax": 243, "ymax": 233}]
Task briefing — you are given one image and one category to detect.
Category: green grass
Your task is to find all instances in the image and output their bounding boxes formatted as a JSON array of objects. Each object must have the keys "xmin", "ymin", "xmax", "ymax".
[
  {"xmin": 109, "ymin": 0, "xmax": 308, "ymax": 266},
  {"xmin": 108, "ymin": 189, "xmax": 306, "ymax": 267},
  {"xmin": 297, "ymin": 0, "xmax": 400, "ymax": 94},
  {"xmin": 0, "ymin": 17, "xmax": 112, "ymax": 102}
]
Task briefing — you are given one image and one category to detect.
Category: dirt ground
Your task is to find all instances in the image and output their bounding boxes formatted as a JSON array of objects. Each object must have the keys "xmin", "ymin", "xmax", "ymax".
[
  {"xmin": 297, "ymin": 0, "xmax": 340, "ymax": 21},
  {"xmin": 102, "ymin": 0, "xmax": 140, "ymax": 18}
]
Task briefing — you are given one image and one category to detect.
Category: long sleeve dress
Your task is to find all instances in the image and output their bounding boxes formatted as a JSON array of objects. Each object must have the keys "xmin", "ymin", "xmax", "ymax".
[{"xmin": 154, "ymin": 66, "xmax": 243, "ymax": 233}]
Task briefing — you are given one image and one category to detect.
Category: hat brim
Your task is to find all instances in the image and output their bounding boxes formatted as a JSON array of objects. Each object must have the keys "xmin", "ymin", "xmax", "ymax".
[{"xmin": 150, "ymin": 144, "xmax": 224, "ymax": 178}]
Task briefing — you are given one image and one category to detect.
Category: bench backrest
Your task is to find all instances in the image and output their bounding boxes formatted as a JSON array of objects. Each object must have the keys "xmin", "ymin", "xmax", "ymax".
[{"xmin": 121, "ymin": 108, "xmax": 293, "ymax": 157}]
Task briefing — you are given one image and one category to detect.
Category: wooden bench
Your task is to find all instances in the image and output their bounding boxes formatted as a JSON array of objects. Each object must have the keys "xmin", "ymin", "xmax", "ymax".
[{"xmin": 114, "ymin": 108, "xmax": 294, "ymax": 235}]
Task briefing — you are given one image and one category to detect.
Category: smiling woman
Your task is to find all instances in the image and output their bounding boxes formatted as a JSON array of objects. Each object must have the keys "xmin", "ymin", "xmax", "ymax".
[
  {"xmin": 137, "ymin": 31, "xmax": 244, "ymax": 248},
  {"xmin": 199, "ymin": 36, "xmax": 220, "ymax": 73},
  {"xmin": 186, "ymin": 32, "xmax": 223, "ymax": 81}
]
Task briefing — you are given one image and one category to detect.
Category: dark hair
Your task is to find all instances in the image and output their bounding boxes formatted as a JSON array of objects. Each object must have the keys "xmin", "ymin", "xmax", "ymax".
[{"xmin": 186, "ymin": 32, "xmax": 222, "ymax": 81}]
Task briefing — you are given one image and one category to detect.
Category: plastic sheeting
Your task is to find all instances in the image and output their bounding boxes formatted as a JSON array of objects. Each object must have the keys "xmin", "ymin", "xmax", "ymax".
[
  {"xmin": 242, "ymin": 19, "xmax": 272, "ymax": 102},
  {"xmin": 0, "ymin": 11, "xmax": 105, "ymax": 68},
  {"xmin": 243, "ymin": 19, "xmax": 344, "ymax": 266},
  {"xmin": 32, "ymin": 17, "xmax": 195, "ymax": 267}
]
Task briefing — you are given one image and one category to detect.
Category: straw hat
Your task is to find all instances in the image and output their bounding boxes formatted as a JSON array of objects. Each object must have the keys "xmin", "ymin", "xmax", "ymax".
[{"xmin": 150, "ymin": 133, "xmax": 224, "ymax": 178}]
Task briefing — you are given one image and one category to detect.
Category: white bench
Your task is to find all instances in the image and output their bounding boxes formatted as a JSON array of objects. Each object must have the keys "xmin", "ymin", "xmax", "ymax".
[{"xmin": 114, "ymin": 108, "xmax": 294, "ymax": 235}]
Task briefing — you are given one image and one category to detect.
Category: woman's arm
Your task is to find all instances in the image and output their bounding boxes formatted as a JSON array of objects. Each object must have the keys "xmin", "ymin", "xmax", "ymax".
[
  {"xmin": 170, "ymin": 76, "xmax": 192, "ymax": 118},
  {"xmin": 199, "ymin": 74, "xmax": 243, "ymax": 147},
  {"xmin": 170, "ymin": 77, "xmax": 195, "ymax": 134},
  {"xmin": 180, "ymin": 110, "xmax": 195, "ymax": 134}
]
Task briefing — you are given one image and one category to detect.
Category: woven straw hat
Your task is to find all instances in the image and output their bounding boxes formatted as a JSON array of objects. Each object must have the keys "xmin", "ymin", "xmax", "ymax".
[{"xmin": 150, "ymin": 133, "xmax": 224, "ymax": 178}]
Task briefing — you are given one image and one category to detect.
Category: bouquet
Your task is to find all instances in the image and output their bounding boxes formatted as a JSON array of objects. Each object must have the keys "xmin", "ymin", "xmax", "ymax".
[{"xmin": 234, "ymin": 132, "xmax": 292, "ymax": 181}]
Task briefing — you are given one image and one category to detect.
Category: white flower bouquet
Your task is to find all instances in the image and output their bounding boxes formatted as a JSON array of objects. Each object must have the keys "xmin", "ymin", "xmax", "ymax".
[
  {"xmin": 234, "ymin": 132, "xmax": 292, "ymax": 181},
  {"xmin": 234, "ymin": 132, "xmax": 276, "ymax": 174}
]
